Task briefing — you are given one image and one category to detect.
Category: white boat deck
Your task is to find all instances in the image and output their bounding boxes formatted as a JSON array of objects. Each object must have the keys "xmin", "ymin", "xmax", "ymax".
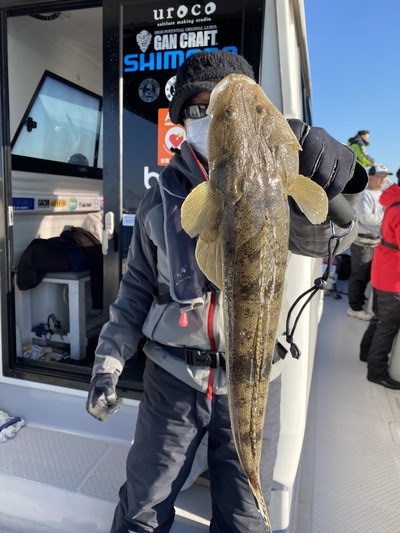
[
  {"xmin": 291, "ymin": 283, "xmax": 400, "ymax": 532},
  {"xmin": 1, "ymin": 281, "xmax": 400, "ymax": 532},
  {"xmin": 0, "ymin": 391, "xmax": 211, "ymax": 533}
]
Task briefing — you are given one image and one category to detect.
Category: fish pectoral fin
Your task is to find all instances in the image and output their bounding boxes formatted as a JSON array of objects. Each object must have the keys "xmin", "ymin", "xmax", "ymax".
[
  {"xmin": 181, "ymin": 181, "xmax": 219, "ymax": 237},
  {"xmin": 195, "ymin": 237, "xmax": 223, "ymax": 290},
  {"xmin": 289, "ymin": 174, "xmax": 328, "ymax": 224}
]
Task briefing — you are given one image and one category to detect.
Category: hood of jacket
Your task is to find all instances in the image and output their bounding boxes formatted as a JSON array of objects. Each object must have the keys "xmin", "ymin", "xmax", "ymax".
[
  {"xmin": 348, "ymin": 134, "xmax": 369, "ymax": 147},
  {"xmin": 379, "ymin": 183, "xmax": 400, "ymax": 208}
]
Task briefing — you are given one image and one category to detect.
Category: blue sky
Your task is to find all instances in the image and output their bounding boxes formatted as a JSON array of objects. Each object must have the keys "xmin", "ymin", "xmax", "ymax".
[{"xmin": 304, "ymin": 0, "xmax": 399, "ymax": 182}]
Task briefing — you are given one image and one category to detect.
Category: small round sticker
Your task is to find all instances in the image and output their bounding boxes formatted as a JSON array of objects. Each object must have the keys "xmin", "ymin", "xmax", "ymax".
[
  {"xmin": 139, "ymin": 78, "xmax": 160, "ymax": 103},
  {"xmin": 165, "ymin": 126, "xmax": 185, "ymax": 151},
  {"xmin": 165, "ymin": 76, "xmax": 176, "ymax": 102}
]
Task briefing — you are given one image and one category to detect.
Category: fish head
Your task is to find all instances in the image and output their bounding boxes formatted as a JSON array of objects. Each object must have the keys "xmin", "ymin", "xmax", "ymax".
[
  {"xmin": 207, "ymin": 74, "xmax": 299, "ymax": 171},
  {"xmin": 207, "ymin": 74, "xmax": 257, "ymax": 165}
]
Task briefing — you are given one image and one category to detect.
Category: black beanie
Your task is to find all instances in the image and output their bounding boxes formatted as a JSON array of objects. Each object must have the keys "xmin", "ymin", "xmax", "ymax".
[{"xmin": 169, "ymin": 51, "xmax": 255, "ymax": 125}]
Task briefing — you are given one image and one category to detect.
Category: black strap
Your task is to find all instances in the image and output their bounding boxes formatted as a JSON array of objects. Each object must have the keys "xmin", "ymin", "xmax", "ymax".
[
  {"xmin": 358, "ymin": 233, "xmax": 380, "ymax": 239},
  {"xmin": 379, "ymin": 201, "xmax": 400, "ymax": 251},
  {"xmin": 155, "ymin": 341, "xmax": 284, "ymax": 369},
  {"xmin": 381, "ymin": 238, "xmax": 400, "ymax": 251},
  {"xmin": 153, "ymin": 281, "xmax": 219, "ymax": 305},
  {"xmin": 153, "ymin": 284, "xmax": 174, "ymax": 305},
  {"xmin": 155, "ymin": 342, "xmax": 226, "ymax": 370}
]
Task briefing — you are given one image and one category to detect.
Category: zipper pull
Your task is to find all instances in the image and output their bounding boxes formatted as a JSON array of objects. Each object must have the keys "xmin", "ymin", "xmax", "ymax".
[{"xmin": 179, "ymin": 312, "xmax": 188, "ymax": 327}]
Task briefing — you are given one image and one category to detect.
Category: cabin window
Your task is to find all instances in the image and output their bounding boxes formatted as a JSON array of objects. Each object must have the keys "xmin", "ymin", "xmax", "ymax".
[{"xmin": 11, "ymin": 71, "xmax": 103, "ymax": 179}]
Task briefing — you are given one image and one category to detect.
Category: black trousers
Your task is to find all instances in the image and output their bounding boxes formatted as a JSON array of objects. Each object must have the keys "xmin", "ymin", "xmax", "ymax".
[
  {"xmin": 111, "ymin": 359, "xmax": 281, "ymax": 533},
  {"xmin": 348, "ymin": 243, "xmax": 375, "ymax": 311},
  {"xmin": 359, "ymin": 288, "xmax": 379, "ymax": 361},
  {"xmin": 360, "ymin": 288, "xmax": 400, "ymax": 379}
]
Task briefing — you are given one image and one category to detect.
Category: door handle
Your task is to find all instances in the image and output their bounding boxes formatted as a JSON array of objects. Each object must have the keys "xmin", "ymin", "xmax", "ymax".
[{"xmin": 102, "ymin": 211, "xmax": 115, "ymax": 255}]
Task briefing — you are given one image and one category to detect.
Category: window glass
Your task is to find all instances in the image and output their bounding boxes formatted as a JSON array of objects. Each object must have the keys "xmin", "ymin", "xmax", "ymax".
[{"xmin": 12, "ymin": 72, "xmax": 102, "ymax": 169}]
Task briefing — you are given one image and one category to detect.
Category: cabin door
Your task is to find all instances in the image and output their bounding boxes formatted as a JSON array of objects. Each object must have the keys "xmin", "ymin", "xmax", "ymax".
[
  {"xmin": 0, "ymin": 0, "xmax": 263, "ymax": 392},
  {"xmin": 0, "ymin": 1, "xmax": 123, "ymax": 391}
]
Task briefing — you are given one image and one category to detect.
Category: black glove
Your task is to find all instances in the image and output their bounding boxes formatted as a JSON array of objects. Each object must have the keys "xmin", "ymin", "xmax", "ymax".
[
  {"xmin": 288, "ymin": 118, "xmax": 367, "ymax": 200},
  {"xmin": 86, "ymin": 372, "xmax": 123, "ymax": 422}
]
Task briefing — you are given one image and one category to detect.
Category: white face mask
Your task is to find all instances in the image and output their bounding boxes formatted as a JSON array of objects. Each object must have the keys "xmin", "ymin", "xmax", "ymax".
[{"xmin": 184, "ymin": 114, "xmax": 212, "ymax": 161}]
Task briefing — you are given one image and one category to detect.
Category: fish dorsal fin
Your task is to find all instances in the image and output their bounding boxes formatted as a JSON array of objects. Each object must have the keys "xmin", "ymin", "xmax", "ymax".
[
  {"xmin": 289, "ymin": 174, "xmax": 328, "ymax": 224},
  {"xmin": 195, "ymin": 236, "xmax": 223, "ymax": 290}
]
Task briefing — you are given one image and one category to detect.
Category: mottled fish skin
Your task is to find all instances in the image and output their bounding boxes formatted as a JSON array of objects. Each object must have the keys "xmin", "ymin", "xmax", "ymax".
[
  {"xmin": 181, "ymin": 73, "xmax": 328, "ymax": 530},
  {"xmin": 210, "ymin": 74, "xmax": 290, "ymax": 530}
]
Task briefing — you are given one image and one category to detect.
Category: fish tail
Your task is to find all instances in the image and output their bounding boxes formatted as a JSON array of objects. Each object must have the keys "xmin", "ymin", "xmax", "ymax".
[{"xmin": 249, "ymin": 480, "xmax": 273, "ymax": 532}]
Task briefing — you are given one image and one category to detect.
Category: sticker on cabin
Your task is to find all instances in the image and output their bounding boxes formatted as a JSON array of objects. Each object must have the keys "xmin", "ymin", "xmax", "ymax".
[
  {"xmin": 50, "ymin": 199, "xmax": 67, "ymax": 208},
  {"xmin": 165, "ymin": 76, "xmax": 176, "ymax": 101},
  {"xmin": 136, "ymin": 29, "xmax": 152, "ymax": 53},
  {"xmin": 13, "ymin": 198, "xmax": 34, "ymax": 211},
  {"xmin": 139, "ymin": 78, "xmax": 160, "ymax": 103},
  {"xmin": 94, "ymin": 198, "xmax": 103, "ymax": 210},
  {"xmin": 37, "ymin": 199, "xmax": 50, "ymax": 209},
  {"xmin": 78, "ymin": 201, "xmax": 93, "ymax": 209},
  {"xmin": 68, "ymin": 197, "xmax": 78, "ymax": 211},
  {"xmin": 157, "ymin": 108, "xmax": 185, "ymax": 166},
  {"xmin": 123, "ymin": 214, "xmax": 136, "ymax": 227}
]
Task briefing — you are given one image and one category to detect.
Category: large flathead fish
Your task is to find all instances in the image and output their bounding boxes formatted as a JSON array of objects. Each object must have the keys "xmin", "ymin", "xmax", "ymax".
[{"xmin": 181, "ymin": 73, "xmax": 328, "ymax": 530}]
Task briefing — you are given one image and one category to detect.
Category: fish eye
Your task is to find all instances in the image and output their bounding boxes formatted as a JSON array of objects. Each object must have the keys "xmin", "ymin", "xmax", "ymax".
[
  {"xmin": 256, "ymin": 105, "xmax": 266, "ymax": 115},
  {"xmin": 225, "ymin": 106, "xmax": 237, "ymax": 118}
]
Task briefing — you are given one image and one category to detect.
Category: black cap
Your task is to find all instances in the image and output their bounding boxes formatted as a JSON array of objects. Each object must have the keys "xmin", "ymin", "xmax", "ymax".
[{"xmin": 169, "ymin": 51, "xmax": 255, "ymax": 125}]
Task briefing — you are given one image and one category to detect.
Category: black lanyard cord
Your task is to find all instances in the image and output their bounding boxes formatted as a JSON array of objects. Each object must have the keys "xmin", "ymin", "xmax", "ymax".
[{"xmin": 284, "ymin": 220, "xmax": 354, "ymax": 359}]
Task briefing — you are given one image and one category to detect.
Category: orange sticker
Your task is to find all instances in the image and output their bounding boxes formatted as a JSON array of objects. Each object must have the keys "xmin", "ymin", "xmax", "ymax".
[{"xmin": 158, "ymin": 108, "xmax": 185, "ymax": 166}]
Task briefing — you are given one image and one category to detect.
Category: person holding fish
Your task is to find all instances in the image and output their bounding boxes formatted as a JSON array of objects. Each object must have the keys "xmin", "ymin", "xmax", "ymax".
[{"xmin": 86, "ymin": 51, "xmax": 367, "ymax": 532}]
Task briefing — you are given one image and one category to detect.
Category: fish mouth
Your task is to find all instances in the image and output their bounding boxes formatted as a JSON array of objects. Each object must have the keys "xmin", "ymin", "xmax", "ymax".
[
  {"xmin": 210, "ymin": 78, "xmax": 231, "ymax": 103},
  {"xmin": 216, "ymin": 74, "xmax": 256, "ymax": 94},
  {"xmin": 208, "ymin": 74, "xmax": 256, "ymax": 116},
  {"xmin": 207, "ymin": 80, "xmax": 228, "ymax": 117}
]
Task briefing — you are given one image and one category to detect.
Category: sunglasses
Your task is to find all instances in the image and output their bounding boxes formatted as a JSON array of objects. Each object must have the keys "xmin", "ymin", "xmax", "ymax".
[{"xmin": 183, "ymin": 103, "xmax": 208, "ymax": 120}]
